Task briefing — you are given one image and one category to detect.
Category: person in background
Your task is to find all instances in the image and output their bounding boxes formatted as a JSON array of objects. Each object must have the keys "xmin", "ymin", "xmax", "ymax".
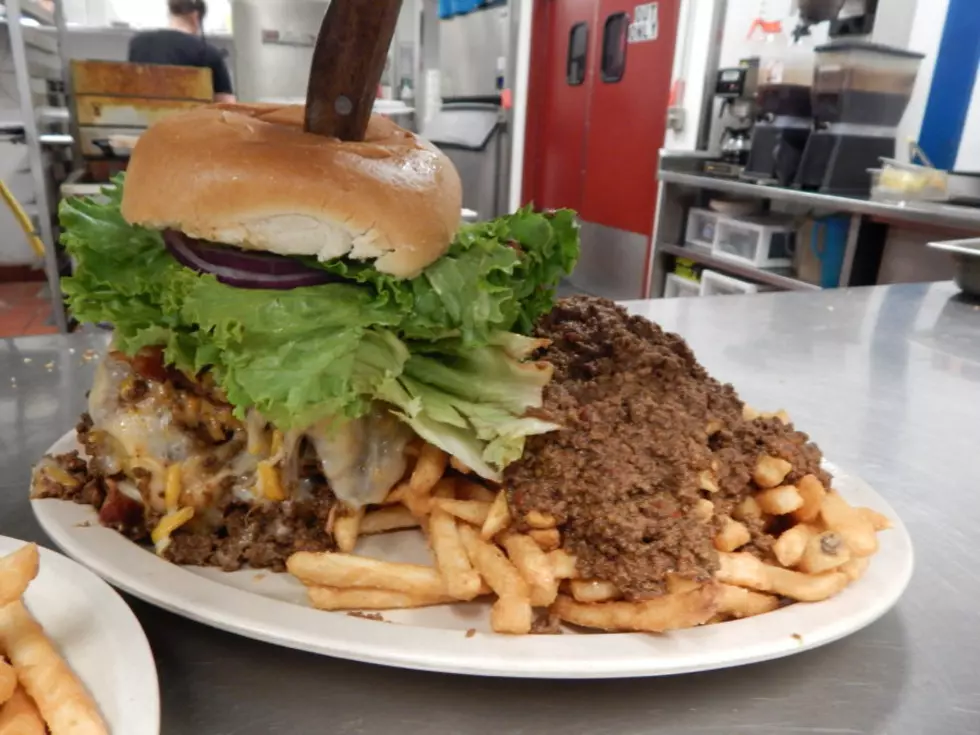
[{"xmin": 128, "ymin": 0, "xmax": 235, "ymax": 103}]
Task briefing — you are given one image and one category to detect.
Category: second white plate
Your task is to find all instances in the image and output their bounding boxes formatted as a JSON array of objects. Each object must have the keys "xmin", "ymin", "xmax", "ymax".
[
  {"xmin": 32, "ymin": 431, "xmax": 913, "ymax": 679},
  {"xmin": 0, "ymin": 534, "xmax": 159, "ymax": 734}
]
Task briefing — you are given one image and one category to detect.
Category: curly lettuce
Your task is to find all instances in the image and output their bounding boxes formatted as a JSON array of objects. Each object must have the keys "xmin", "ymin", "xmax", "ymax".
[{"xmin": 59, "ymin": 179, "xmax": 579, "ymax": 477}]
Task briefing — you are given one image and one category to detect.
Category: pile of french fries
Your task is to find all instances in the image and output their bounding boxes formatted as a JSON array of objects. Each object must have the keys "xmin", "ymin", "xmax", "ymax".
[
  {"xmin": 0, "ymin": 544, "xmax": 107, "ymax": 734},
  {"xmin": 288, "ymin": 413, "xmax": 892, "ymax": 635}
]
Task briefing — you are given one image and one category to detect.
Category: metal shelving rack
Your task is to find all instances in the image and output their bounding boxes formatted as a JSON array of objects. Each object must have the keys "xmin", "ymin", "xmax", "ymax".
[{"xmin": 3, "ymin": 0, "xmax": 70, "ymax": 332}]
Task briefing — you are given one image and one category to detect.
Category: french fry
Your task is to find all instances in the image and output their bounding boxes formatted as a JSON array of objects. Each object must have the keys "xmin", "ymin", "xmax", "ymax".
[
  {"xmin": 0, "ymin": 686, "xmax": 46, "ymax": 735},
  {"xmin": 480, "ymin": 490, "xmax": 512, "ymax": 540},
  {"xmin": 456, "ymin": 481, "xmax": 497, "ymax": 503},
  {"xmin": 431, "ymin": 499, "xmax": 491, "ymax": 527},
  {"xmin": 569, "ymin": 579, "xmax": 622, "ymax": 603},
  {"xmin": 502, "ymin": 534, "xmax": 559, "ymax": 606},
  {"xmin": 307, "ymin": 586, "xmax": 455, "ymax": 611},
  {"xmin": 666, "ymin": 574, "xmax": 702, "ymax": 594},
  {"xmin": 449, "ymin": 456, "xmax": 473, "ymax": 475},
  {"xmin": 0, "ymin": 659, "xmax": 15, "ymax": 707},
  {"xmin": 717, "ymin": 552, "xmax": 848, "ymax": 602},
  {"xmin": 694, "ymin": 498, "xmax": 714, "ymax": 522},
  {"xmin": 733, "ymin": 496, "xmax": 762, "ymax": 522},
  {"xmin": 773, "ymin": 523, "xmax": 817, "ymax": 568},
  {"xmin": 714, "ymin": 516, "xmax": 751, "ymax": 552},
  {"xmin": 287, "ymin": 552, "xmax": 447, "ymax": 598},
  {"xmin": 841, "ymin": 556, "xmax": 871, "ymax": 582},
  {"xmin": 552, "ymin": 585, "xmax": 718, "ymax": 633},
  {"xmin": 798, "ymin": 531, "xmax": 851, "ymax": 574},
  {"xmin": 428, "ymin": 507, "xmax": 483, "ymax": 600},
  {"xmin": 742, "ymin": 405, "xmax": 760, "ymax": 421},
  {"xmin": 821, "ymin": 492, "xmax": 878, "ymax": 557},
  {"xmin": 381, "ymin": 482, "xmax": 408, "ymax": 505},
  {"xmin": 458, "ymin": 525, "xmax": 532, "ymax": 634},
  {"xmin": 548, "ymin": 549, "xmax": 579, "ymax": 579},
  {"xmin": 859, "ymin": 507, "xmax": 893, "ymax": 532},
  {"xmin": 698, "ymin": 470, "xmax": 720, "ymax": 493},
  {"xmin": 359, "ymin": 505, "xmax": 419, "ymax": 535},
  {"xmin": 793, "ymin": 474, "xmax": 827, "ymax": 523},
  {"xmin": 332, "ymin": 508, "xmax": 365, "ymax": 553},
  {"xmin": 756, "ymin": 485, "xmax": 804, "ymax": 515},
  {"xmin": 491, "ymin": 597, "xmax": 534, "ymax": 635},
  {"xmin": 405, "ymin": 444, "xmax": 448, "ymax": 516},
  {"xmin": 752, "ymin": 455, "xmax": 793, "ymax": 489},
  {"xmin": 0, "ymin": 601, "xmax": 107, "ymax": 735},
  {"xmin": 717, "ymin": 583, "xmax": 780, "ymax": 619},
  {"xmin": 0, "ymin": 545, "xmax": 39, "ymax": 609},
  {"xmin": 525, "ymin": 510, "xmax": 557, "ymax": 530},
  {"xmin": 528, "ymin": 528, "xmax": 560, "ymax": 551}
]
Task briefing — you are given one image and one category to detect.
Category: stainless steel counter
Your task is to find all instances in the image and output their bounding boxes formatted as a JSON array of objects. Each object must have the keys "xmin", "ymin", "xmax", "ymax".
[{"xmin": 2, "ymin": 283, "xmax": 979, "ymax": 734}]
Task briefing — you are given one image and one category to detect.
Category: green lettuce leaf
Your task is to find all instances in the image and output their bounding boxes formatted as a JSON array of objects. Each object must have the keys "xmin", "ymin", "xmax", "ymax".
[{"xmin": 59, "ymin": 178, "xmax": 578, "ymax": 476}]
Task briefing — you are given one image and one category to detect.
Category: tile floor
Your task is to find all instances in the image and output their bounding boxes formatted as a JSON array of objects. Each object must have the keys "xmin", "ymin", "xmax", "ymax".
[{"xmin": 0, "ymin": 281, "xmax": 58, "ymax": 337}]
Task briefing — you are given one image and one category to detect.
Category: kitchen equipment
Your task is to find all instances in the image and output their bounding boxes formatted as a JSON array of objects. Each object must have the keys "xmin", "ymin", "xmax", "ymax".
[
  {"xmin": 712, "ymin": 214, "xmax": 796, "ymax": 269},
  {"xmin": 927, "ymin": 238, "xmax": 980, "ymax": 298},
  {"xmin": 795, "ymin": 42, "xmax": 924, "ymax": 195},
  {"xmin": 707, "ymin": 62, "xmax": 760, "ymax": 173},
  {"xmin": 946, "ymin": 172, "xmax": 980, "ymax": 207},
  {"xmin": 743, "ymin": 39, "xmax": 815, "ymax": 186},
  {"xmin": 720, "ymin": 126, "xmax": 754, "ymax": 163},
  {"xmin": 794, "ymin": 0, "xmax": 880, "ymax": 39}
]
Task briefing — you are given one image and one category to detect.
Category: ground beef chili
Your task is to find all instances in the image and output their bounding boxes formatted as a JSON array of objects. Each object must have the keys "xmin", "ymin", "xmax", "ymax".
[{"xmin": 504, "ymin": 296, "xmax": 830, "ymax": 600}]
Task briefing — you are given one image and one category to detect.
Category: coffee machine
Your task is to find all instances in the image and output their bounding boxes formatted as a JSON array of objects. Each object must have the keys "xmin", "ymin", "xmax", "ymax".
[
  {"xmin": 789, "ymin": 0, "xmax": 924, "ymax": 194},
  {"xmin": 704, "ymin": 60, "xmax": 759, "ymax": 178}
]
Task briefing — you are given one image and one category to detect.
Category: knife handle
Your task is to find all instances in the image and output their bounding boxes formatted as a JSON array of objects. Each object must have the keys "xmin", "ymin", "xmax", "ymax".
[{"xmin": 304, "ymin": 0, "xmax": 404, "ymax": 141}]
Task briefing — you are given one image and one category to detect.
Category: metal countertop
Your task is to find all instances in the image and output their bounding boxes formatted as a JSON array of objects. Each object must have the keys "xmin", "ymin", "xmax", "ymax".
[{"xmin": 1, "ymin": 283, "xmax": 978, "ymax": 734}]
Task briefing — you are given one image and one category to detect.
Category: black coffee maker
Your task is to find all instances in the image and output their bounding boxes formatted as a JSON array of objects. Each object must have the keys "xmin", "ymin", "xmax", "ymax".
[
  {"xmin": 795, "ymin": 42, "xmax": 925, "ymax": 195},
  {"xmin": 742, "ymin": 83, "xmax": 814, "ymax": 186}
]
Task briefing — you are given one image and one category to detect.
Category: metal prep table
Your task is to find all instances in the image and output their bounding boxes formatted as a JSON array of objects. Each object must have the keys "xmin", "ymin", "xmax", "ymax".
[
  {"xmin": 649, "ymin": 152, "xmax": 980, "ymax": 297},
  {"xmin": 1, "ymin": 283, "xmax": 978, "ymax": 734}
]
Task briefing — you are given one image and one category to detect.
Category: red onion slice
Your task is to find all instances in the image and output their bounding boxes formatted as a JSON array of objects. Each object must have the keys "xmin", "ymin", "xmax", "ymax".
[{"xmin": 163, "ymin": 230, "xmax": 336, "ymax": 290}]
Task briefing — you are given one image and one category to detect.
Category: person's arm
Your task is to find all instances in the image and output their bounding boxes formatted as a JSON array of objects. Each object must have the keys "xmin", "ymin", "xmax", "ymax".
[{"xmin": 209, "ymin": 49, "xmax": 236, "ymax": 103}]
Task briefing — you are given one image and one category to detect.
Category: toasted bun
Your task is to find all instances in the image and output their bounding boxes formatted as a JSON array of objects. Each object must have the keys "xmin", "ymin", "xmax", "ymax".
[{"xmin": 121, "ymin": 103, "xmax": 462, "ymax": 278}]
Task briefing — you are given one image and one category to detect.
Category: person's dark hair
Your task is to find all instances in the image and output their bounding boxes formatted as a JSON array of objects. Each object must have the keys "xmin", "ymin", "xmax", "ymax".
[{"xmin": 168, "ymin": 0, "xmax": 208, "ymax": 20}]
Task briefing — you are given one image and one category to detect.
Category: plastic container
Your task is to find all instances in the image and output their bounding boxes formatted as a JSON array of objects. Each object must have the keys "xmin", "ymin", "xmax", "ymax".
[
  {"xmin": 699, "ymin": 269, "xmax": 761, "ymax": 297},
  {"xmin": 870, "ymin": 158, "xmax": 949, "ymax": 203},
  {"xmin": 812, "ymin": 42, "xmax": 924, "ymax": 126},
  {"xmin": 796, "ymin": 215, "xmax": 849, "ymax": 288},
  {"xmin": 712, "ymin": 215, "xmax": 795, "ymax": 268},
  {"xmin": 664, "ymin": 273, "xmax": 701, "ymax": 299},
  {"xmin": 684, "ymin": 208, "xmax": 719, "ymax": 250}
]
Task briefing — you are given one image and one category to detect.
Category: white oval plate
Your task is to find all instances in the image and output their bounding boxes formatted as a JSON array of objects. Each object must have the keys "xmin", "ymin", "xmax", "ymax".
[
  {"xmin": 0, "ymin": 534, "xmax": 160, "ymax": 733},
  {"xmin": 33, "ymin": 431, "xmax": 913, "ymax": 679}
]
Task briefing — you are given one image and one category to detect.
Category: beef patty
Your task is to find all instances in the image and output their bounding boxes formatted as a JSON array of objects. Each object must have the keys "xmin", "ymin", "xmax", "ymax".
[{"xmin": 504, "ymin": 296, "xmax": 829, "ymax": 600}]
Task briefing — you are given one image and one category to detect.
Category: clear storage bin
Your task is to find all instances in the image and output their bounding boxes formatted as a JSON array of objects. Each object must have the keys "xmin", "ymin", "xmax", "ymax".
[
  {"xmin": 664, "ymin": 273, "xmax": 701, "ymax": 299},
  {"xmin": 684, "ymin": 208, "xmax": 719, "ymax": 251},
  {"xmin": 699, "ymin": 269, "xmax": 762, "ymax": 297},
  {"xmin": 713, "ymin": 215, "xmax": 795, "ymax": 268}
]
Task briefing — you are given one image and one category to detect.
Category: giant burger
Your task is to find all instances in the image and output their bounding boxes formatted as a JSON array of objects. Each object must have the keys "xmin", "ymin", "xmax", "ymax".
[{"xmin": 38, "ymin": 103, "xmax": 578, "ymax": 569}]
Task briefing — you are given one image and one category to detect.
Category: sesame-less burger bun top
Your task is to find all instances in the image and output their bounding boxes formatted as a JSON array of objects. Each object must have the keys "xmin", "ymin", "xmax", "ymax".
[{"xmin": 120, "ymin": 103, "xmax": 463, "ymax": 278}]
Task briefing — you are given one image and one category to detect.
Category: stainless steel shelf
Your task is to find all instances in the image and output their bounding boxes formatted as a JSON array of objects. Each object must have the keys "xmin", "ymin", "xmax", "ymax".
[
  {"xmin": 658, "ymin": 243, "xmax": 822, "ymax": 292},
  {"xmin": 1, "ymin": 1, "xmax": 54, "ymax": 25},
  {"xmin": 659, "ymin": 170, "xmax": 980, "ymax": 231}
]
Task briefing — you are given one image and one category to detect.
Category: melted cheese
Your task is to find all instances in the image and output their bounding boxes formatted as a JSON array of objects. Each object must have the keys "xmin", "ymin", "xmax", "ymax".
[{"xmin": 305, "ymin": 405, "xmax": 412, "ymax": 509}]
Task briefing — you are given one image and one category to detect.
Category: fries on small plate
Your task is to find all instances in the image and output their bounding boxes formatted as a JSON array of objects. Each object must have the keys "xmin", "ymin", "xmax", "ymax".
[{"xmin": 0, "ymin": 536, "xmax": 159, "ymax": 734}]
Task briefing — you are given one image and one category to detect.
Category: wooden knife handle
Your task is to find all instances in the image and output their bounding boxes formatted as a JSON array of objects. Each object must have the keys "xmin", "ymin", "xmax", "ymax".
[{"xmin": 304, "ymin": 0, "xmax": 404, "ymax": 141}]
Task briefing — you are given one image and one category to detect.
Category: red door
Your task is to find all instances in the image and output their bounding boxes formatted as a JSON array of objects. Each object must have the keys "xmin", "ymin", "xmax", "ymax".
[
  {"xmin": 523, "ymin": 0, "xmax": 595, "ymax": 213},
  {"xmin": 524, "ymin": 1, "xmax": 680, "ymax": 299},
  {"xmin": 580, "ymin": 0, "xmax": 680, "ymax": 234}
]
